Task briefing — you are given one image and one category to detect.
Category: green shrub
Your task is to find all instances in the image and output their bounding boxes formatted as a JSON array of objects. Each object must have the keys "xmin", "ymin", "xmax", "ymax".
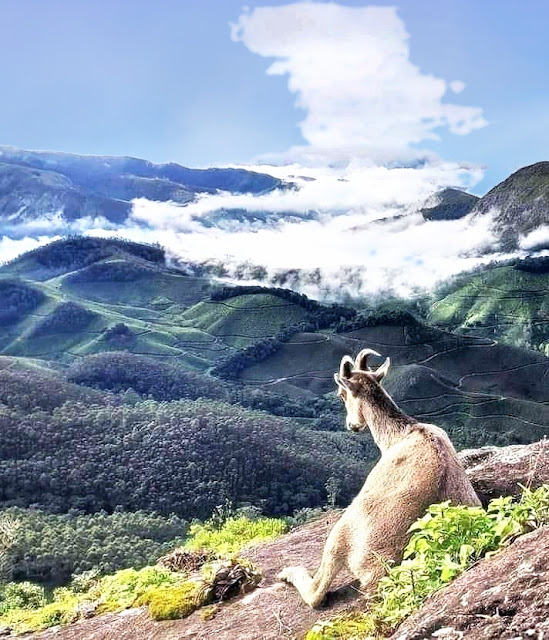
[
  {"xmin": 69, "ymin": 568, "xmax": 101, "ymax": 593},
  {"xmin": 0, "ymin": 582, "xmax": 46, "ymax": 612},
  {"xmin": 0, "ymin": 515, "xmax": 19, "ymax": 581},
  {"xmin": 184, "ymin": 516, "xmax": 288, "ymax": 555}
]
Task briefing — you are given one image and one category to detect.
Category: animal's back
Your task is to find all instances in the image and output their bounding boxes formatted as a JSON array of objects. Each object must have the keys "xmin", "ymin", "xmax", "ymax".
[
  {"xmin": 350, "ymin": 423, "xmax": 480, "ymax": 543},
  {"xmin": 345, "ymin": 430, "xmax": 448, "ymax": 567},
  {"xmin": 415, "ymin": 422, "xmax": 481, "ymax": 507}
]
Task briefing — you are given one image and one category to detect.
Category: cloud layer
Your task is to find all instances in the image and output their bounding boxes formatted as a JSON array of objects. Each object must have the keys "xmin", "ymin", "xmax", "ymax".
[{"xmin": 125, "ymin": 195, "xmax": 502, "ymax": 298}]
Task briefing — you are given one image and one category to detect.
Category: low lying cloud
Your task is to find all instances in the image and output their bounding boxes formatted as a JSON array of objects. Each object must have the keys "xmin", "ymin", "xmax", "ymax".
[
  {"xmin": 0, "ymin": 212, "xmax": 117, "ymax": 239},
  {"xmin": 0, "ymin": 234, "xmax": 61, "ymax": 264},
  {"xmin": 519, "ymin": 225, "xmax": 549, "ymax": 251},
  {"xmin": 130, "ymin": 161, "xmax": 483, "ymax": 225},
  {"xmin": 125, "ymin": 196, "xmax": 501, "ymax": 298}
]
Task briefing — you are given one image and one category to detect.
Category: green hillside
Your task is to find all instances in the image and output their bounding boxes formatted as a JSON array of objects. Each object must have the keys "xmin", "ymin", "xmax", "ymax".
[
  {"xmin": 179, "ymin": 294, "xmax": 309, "ymax": 349},
  {"xmin": 0, "ymin": 239, "xmax": 327, "ymax": 369},
  {"xmin": 0, "ymin": 237, "xmax": 548, "ymax": 521},
  {"xmin": 0, "ymin": 359, "xmax": 370, "ymax": 518},
  {"xmin": 238, "ymin": 316, "xmax": 549, "ymax": 448},
  {"xmin": 428, "ymin": 260, "xmax": 549, "ymax": 354},
  {"xmin": 1, "ymin": 238, "xmax": 547, "ymax": 453}
]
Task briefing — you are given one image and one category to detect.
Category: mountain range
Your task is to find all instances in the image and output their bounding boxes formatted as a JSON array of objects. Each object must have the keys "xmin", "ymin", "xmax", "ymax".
[
  {"xmin": 0, "ymin": 146, "xmax": 283, "ymax": 227},
  {"xmin": 0, "ymin": 146, "xmax": 548, "ymax": 251}
]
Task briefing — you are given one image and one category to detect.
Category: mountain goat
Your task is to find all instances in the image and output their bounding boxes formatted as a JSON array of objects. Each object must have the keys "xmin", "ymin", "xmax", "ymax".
[{"xmin": 278, "ymin": 348, "xmax": 480, "ymax": 608}]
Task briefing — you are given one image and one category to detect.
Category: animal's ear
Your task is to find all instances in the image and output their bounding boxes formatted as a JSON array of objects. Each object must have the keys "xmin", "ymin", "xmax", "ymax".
[
  {"xmin": 339, "ymin": 355, "xmax": 355, "ymax": 379},
  {"xmin": 333, "ymin": 372, "xmax": 351, "ymax": 392},
  {"xmin": 373, "ymin": 357, "xmax": 391, "ymax": 383},
  {"xmin": 354, "ymin": 348, "xmax": 381, "ymax": 372}
]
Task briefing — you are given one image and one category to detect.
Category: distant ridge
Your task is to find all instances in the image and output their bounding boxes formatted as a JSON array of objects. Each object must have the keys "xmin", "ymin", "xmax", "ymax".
[
  {"xmin": 0, "ymin": 145, "xmax": 283, "ymax": 224},
  {"xmin": 420, "ymin": 187, "xmax": 479, "ymax": 221}
]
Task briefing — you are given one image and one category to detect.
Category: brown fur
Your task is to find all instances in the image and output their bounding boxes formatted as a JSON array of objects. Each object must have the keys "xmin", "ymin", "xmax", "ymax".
[{"xmin": 278, "ymin": 349, "xmax": 480, "ymax": 608}]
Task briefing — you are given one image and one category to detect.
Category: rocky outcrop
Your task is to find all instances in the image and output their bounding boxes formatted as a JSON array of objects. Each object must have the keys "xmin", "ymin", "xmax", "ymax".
[
  {"xmin": 391, "ymin": 526, "xmax": 549, "ymax": 640},
  {"xmin": 472, "ymin": 161, "xmax": 549, "ymax": 247},
  {"xmin": 420, "ymin": 188, "xmax": 479, "ymax": 221},
  {"xmin": 28, "ymin": 440, "xmax": 549, "ymax": 640},
  {"xmin": 459, "ymin": 439, "xmax": 549, "ymax": 504}
]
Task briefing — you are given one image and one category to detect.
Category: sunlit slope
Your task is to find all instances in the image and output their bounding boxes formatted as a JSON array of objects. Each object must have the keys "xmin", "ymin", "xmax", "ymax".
[
  {"xmin": 0, "ymin": 239, "xmax": 316, "ymax": 368},
  {"xmin": 1, "ymin": 237, "xmax": 168, "ymax": 280},
  {"xmin": 179, "ymin": 294, "xmax": 309, "ymax": 349},
  {"xmin": 239, "ymin": 317, "xmax": 549, "ymax": 444},
  {"xmin": 428, "ymin": 263, "xmax": 549, "ymax": 353}
]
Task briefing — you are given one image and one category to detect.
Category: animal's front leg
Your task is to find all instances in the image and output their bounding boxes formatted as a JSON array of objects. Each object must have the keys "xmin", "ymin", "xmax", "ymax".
[
  {"xmin": 278, "ymin": 544, "xmax": 343, "ymax": 608},
  {"xmin": 278, "ymin": 516, "xmax": 347, "ymax": 608},
  {"xmin": 278, "ymin": 564, "xmax": 328, "ymax": 608},
  {"xmin": 278, "ymin": 565, "xmax": 310, "ymax": 586}
]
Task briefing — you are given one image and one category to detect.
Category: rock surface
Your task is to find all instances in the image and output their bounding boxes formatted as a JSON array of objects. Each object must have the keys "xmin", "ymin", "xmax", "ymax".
[
  {"xmin": 391, "ymin": 526, "xmax": 549, "ymax": 640},
  {"xmin": 27, "ymin": 440, "xmax": 549, "ymax": 640},
  {"xmin": 459, "ymin": 439, "xmax": 549, "ymax": 504}
]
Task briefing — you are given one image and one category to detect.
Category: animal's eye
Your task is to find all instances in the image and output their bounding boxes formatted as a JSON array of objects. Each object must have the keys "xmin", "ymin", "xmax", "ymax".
[{"xmin": 337, "ymin": 389, "xmax": 346, "ymax": 402}]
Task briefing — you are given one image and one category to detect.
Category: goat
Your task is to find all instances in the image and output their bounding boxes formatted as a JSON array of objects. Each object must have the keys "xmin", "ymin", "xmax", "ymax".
[{"xmin": 278, "ymin": 348, "xmax": 480, "ymax": 608}]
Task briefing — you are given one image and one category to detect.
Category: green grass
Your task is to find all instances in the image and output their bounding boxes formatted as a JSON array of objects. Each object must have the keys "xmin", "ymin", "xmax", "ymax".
[
  {"xmin": 0, "ymin": 270, "xmax": 215, "ymax": 367},
  {"xmin": 184, "ymin": 516, "xmax": 289, "ymax": 556},
  {"xmin": 180, "ymin": 294, "xmax": 309, "ymax": 349},
  {"xmin": 0, "ymin": 266, "xmax": 308, "ymax": 370},
  {"xmin": 63, "ymin": 259, "xmax": 211, "ymax": 309}
]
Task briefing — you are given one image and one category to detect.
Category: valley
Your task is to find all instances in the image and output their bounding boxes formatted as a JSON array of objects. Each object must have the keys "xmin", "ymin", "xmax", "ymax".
[{"xmin": 0, "ymin": 154, "xmax": 548, "ymax": 637}]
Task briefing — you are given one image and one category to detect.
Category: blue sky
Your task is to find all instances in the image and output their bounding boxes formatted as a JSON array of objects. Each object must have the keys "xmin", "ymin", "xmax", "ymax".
[{"xmin": 1, "ymin": 0, "xmax": 548, "ymax": 193}]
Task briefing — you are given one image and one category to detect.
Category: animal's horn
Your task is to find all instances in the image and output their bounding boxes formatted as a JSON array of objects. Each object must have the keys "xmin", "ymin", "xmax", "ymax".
[
  {"xmin": 339, "ymin": 355, "xmax": 355, "ymax": 379},
  {"xmin": 373, "ymin": 357, "xmax": 391, "ymax": 382},
  {"xmin": 354, "ymin": 348, "xmax": 381, "ymax": 372}
]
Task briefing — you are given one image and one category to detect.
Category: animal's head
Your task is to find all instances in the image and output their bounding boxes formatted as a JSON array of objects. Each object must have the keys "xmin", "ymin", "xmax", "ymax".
[{"xmin": 333, "ymin": 349, "xmax": 391, "ymax": 433}]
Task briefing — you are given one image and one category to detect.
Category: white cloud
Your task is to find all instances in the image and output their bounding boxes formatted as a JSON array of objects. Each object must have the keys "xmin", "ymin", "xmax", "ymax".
[
  {"xmin": 0, "ymin": 212, "xmax": 116, "ymax": 238},
  {"xmin": 124, "ymin": 197, "xmax": 502, "ymax": 297},
  {"xmin": 0, "ymin": 235, "xmax": 60, "ymax": 264},
  {"xmin": 519, "ymin": 225, "xmax": 549, "ymax": 250},
  {"xmin": 130, "ymin": 161, "xmax": 483, "ymax": 223},
  {"xmin": 231, "ymin": 3, "xmax": 487, "ymax": 155}
]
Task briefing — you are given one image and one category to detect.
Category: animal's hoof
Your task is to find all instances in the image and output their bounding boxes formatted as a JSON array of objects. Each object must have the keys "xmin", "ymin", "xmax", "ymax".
[{"xmin": 277, "ymin": 567, "xmax": 295, "ymax": 583}]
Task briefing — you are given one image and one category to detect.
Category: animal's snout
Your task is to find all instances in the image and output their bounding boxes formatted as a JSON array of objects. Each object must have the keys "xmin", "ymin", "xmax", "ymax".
[{"xmin": 346, "ymin": 422, "xmax": 362, "ymax": 433}]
